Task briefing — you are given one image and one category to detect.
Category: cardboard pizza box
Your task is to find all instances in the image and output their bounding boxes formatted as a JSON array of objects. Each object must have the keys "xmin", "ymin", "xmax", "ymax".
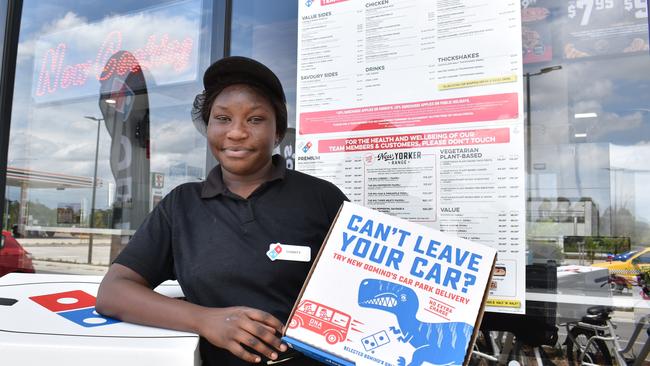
[{"xmin": 283, "ymin": 201, "xmax": 496, "ymax": 366}]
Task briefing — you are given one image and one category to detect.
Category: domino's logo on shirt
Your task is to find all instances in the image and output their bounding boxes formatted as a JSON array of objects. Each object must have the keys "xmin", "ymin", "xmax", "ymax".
[
  {"xmin": 267, "ymin": 243, "xmax": 283, "ymax": 261},
  {"xmin": 29, "ymin": 290, "xmax": 121, "ymax": 328}
]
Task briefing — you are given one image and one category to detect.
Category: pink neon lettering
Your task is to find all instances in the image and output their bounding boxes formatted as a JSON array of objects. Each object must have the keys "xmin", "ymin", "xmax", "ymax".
[
  {"xmin": 34, "ymin": 30, "xmax": 194, "ymax": 96},
  {"xmin": 35, "ymin": 43, "xmax": 66, "ymax": 96},
  {"xmin": 96, "ymin": 31, "xmax": 122, "ymax": 81}
]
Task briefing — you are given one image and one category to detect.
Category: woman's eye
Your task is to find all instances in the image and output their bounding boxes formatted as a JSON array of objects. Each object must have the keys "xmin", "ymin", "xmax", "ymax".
[
  {"xmin": 213, "ymin": 116, "xmax": 230, "ymax": 123},
  {"xmin": 248, "ymin": 117, "xmax": 264, "ymax": 124}
]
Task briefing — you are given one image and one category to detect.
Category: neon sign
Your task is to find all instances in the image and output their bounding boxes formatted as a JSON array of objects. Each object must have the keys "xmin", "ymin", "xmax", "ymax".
[
  {"xmin": 35, "ymin": 31, "xmax": 193, "ymax": 97},
  {"xmin": 31, "ymin": 0, "xmax": 201, "ymax": 103}
]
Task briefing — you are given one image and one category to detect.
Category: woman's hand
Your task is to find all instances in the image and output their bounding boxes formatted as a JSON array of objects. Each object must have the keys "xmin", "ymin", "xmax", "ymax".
[
  {"xmin": 98, "ymin": 265, "xmax": 288, "ymax": 363},
  {"xmin": 199, "ymin": 306, "xmax": 288, "ymax": 363}
]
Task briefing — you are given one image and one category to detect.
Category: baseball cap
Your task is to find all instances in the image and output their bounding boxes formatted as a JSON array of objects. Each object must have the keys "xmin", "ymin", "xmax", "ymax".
[{"xmin": 191, "ymin": 56, "xmax": 287, "ymax": 139}]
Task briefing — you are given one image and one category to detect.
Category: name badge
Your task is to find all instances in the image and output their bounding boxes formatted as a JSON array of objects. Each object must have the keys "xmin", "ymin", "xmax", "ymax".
[{"xmin": 267, "ymin": 243, "xmax": 311, "ymax": 262}]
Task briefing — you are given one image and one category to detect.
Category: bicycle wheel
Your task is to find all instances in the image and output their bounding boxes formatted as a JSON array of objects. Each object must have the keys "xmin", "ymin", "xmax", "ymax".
[
  {"xmin": 469, "ymin": 330, "xmax": 497, "ymax": 366},
  {"xmin": 566, "ymin": 327, "xmax": 612, "ymax": 365},
  {"xmin": 509, "ymin": 344, "xmax": 558, "ymax": 366}
]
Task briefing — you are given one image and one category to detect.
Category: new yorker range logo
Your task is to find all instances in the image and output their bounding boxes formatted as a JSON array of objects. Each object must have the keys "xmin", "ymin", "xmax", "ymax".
[{"xmin": 376, "ymin": 151, "xmax": 422, "ymax": 165}]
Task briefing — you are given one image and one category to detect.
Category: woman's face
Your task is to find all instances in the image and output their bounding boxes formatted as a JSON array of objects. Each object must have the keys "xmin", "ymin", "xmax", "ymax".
[{"xmin": 207, "ymin": 84, "xmax": 278, "ymax": 178}]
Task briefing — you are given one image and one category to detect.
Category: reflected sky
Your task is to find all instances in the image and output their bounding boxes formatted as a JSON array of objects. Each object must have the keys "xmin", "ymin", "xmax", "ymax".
[
  {"xmin": 8, "ymin": 0, "xmax": 210, "ymax": 210},
  {"xmin": 523, "ymin": 0, "xmax": 650, "ymax": 232},
  {"xmin": 230, "ymin": 0, "xmax": 298, "ymax": 128}
]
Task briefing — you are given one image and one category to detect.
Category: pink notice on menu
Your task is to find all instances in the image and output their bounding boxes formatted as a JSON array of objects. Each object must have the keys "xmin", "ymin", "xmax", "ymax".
[{"xmin": 300, "ymin": 93, "xmax": 518, "ymax": 134}]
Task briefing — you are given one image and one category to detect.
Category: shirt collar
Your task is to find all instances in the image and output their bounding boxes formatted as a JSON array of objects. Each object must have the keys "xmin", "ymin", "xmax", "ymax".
[{"xmin": 201, "ymin": 154, "xmax": 286, "ymax": 198}]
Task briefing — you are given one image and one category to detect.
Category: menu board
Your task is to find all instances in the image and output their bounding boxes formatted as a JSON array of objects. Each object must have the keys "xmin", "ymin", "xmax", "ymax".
[{"xmin": 296, "ymin": 0, "xmax": 526, "ymax": 314}]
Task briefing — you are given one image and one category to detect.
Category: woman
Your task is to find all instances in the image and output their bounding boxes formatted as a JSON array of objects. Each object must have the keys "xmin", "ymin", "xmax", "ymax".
[{"xmin": 97, "ymin": 56, "xmax": 347, "ymax": 365}]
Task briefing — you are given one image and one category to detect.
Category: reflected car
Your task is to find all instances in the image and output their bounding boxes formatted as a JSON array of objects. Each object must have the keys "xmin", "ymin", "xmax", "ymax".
[
  {"xmin": 0, "ymin": 230, "xmax": 35, "ymax": 277},
  {"xmin": 592, "ymin": 247, "xmax": 650, "ymax": 280},
  {"xmin": 609, "ymin": 250, "xmax": 638, "ymax": 262}
]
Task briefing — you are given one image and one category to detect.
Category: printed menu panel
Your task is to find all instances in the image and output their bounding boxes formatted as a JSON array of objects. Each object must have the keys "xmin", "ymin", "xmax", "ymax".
[{"xmin": 296, "ymin": 0, "xmax": 526, "ymax": 314}]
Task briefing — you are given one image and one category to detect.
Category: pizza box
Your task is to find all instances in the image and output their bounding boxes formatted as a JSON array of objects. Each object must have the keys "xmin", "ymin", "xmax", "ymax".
[{"xmin": 283, "ymin": 201, "xmax": 496, "ymax": 366}]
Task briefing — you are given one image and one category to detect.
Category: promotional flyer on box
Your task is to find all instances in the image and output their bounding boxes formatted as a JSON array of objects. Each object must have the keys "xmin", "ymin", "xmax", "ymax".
[{"xmin": 283, "ymin": 202, "xmax": 497, "ymax": 366}]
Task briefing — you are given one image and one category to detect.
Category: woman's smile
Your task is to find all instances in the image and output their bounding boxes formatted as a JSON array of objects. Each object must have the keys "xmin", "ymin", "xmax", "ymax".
[{"xmin": 222, "ymin": 146, "xmax": 254, "ymax": 158}]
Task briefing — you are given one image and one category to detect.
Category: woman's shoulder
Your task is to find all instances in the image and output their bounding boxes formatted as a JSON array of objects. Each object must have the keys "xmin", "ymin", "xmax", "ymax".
[
  {"xmin": 159, "ymin": 181, "xmax": 204, "ymax": 206},
  {"xmin": 169, "ymin": 180, "xmax": 203, "ymax": 195}
]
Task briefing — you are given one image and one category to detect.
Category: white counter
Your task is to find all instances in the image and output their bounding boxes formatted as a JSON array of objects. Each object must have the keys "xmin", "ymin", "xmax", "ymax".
[{"xmin": 0, "ymin": 273, "xmax": 200, "ymax": 366}]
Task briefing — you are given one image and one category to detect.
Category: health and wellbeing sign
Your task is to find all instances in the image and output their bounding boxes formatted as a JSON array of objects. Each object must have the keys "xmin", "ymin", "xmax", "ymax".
[{"xmin": 295, "ymin": 0, "xmax": 526, "ymax": 314}]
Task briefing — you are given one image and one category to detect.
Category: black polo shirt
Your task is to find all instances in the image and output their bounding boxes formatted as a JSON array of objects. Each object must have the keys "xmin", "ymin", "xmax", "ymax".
[{"xmin": 114, "ymin": 155, "xmax": 347, "ymax": 366}]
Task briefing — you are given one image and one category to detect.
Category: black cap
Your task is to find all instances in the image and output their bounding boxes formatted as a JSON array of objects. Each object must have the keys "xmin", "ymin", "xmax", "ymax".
[{"xmin": 191, "ymin": 56, "xmax": 287, "ymax": 139}]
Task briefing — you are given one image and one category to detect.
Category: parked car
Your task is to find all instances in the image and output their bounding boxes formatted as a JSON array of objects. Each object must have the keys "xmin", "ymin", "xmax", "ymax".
[
  {"xmin": 0, "ymin": 230, "xmax": 35, "ymax": 277},
  {"xmin": 592, "ymin": 247, "xmax": 650, "ymax": 280},
  {"xmin": 605, "ymin": 249, "xmax": 638, "ymax": 262}
]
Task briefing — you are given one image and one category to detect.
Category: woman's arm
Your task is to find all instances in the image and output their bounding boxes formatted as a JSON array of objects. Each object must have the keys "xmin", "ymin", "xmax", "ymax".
[{"xmin": 97, "ymin": 263, "xmax": 287, "ymax": 363}]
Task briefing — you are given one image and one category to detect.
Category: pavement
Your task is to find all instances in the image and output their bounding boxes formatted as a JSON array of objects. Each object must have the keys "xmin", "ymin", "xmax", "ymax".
[
  {"xmin": 32, "ymin": 260, "xmax": 108, "ymax": 275},
  {"xmin": 20, "ymin": 237, "xmax": 110, "ymax": 275}
]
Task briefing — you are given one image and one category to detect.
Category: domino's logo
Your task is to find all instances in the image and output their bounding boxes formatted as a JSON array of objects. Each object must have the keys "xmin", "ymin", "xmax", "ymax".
[
  {"xmin": 361, "ymin": 330, "xmax": 390, "ymax": 352},
  {"xmin": 302, "ymin": 141, "xmax": 313, "ymax": 153},
  {"xmin": 29, "ymin": 290, "xmax": 121, "ymax": 328},
  {"xmin": 305, "ymin": 0, "xmax": 314, "ymax": 7},
  {"xmin": 267, "ymin": 243, "xmax": 283, "ymax": 261}
]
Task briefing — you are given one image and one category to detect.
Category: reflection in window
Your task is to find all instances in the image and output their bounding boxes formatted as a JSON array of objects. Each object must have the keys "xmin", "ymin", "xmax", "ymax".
[
  {"xmin": 523, "ymin": 1, "xmax": 650, "ymax": 362},
  {"xmin": 4, "ymin": 0, "xmax": 212, "ymax": 265},
  {"xmin": 525, "ymin": 1, "xmax": 650, "ymax": 251},
  {"xmin": 231, "ymin": 0, "xmax": 298, "ymax": 169},
  {"xmin": 636, "ymin": 253, "xmax": 650, "ymax": 264}
]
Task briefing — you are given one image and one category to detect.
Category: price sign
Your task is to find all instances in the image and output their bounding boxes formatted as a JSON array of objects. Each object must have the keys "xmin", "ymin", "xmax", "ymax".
[
  {"xmin": 564, "ymin": 0, "xmax": 649, "ymax": 59},
  {"xmin": 568, "ymin": 0, "xmax": 647, "ymax": 26},
  {"xmin": 624, "ymin": 0, "xmax": 649, "ymax": 18}
]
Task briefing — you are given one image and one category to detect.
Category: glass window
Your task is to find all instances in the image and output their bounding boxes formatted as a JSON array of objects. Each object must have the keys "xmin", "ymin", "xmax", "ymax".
[
  {"xmin": 2, "ymin": 0, "xmax": 650, "ymax": 364},
  {"xmin": 230, "ymin": 0, "xmax": 297, "ymax": 169},
  {"xmin": 522, "ymin": 0, "xmax": 650, "ymax": 364},
  {"xmin": 3, "ymin": 0, "xmax": 214, "ymax": 268},
  {"xmin": 525, "ymin": 1, "xmax": 650, "ymax": 249},
  {"xmin": 636, "ymin": 252, "xmax": 650, "ymax": 264}
]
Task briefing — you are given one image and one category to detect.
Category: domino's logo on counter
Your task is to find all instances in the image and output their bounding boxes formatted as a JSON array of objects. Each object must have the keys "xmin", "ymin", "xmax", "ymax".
[{"xmin": 29, "ymin": 290, "xmax": 121, "ymax": 328}]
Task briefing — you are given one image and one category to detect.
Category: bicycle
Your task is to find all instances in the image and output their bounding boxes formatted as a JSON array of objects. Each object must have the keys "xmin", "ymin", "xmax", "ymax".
[
  {"xmin": 470, "ymin": 330, "xmax": 555, "ymax": 366},
  {"xmin": 604, "ymin": 273, "xmax": 636, "ymax": 294},
  {"xmin": 469, "ymin": 311, "xmax": 559, "ymax": 366},
  {"xmin": 470, "ymin": 263, "xmax": 560, "ymax": 366},
  {"xmin": 564, "ymin": 305, "xmax": 650, "ymax": 366}
]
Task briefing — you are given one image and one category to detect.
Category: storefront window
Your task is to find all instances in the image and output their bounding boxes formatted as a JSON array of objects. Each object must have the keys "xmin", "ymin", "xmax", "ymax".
[
  {"xmin": 1, "ymin": 0, "xmax": 649, "ymax": 364},
  {"xmin": 228, "ymin": 1, "xmax": 650, "ymax": 364},
  {"xmin": 231, "ymin": 0, "xmax": 297, "ymax": 169},
  {"xmin": 524, "ymin": 4, "xmax": 650, "ymax": 268},
  {"xmin": 3, "ymin": 0, "xmax": 214, "ymax": 265},
  {"xmin": 520, "ymin": 0, "xmax": 650, "ymax": 363}
]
